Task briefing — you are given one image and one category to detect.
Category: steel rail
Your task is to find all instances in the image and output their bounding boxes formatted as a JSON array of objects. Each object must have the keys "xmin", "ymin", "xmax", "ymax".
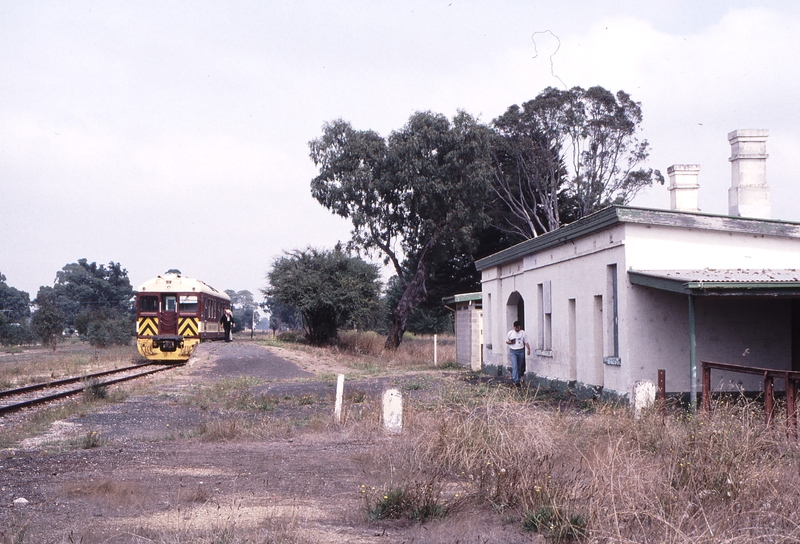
[
  {"xmin": 0, "ymin": 362, "xmax": 157, "ymax": 400},
  {"xmin": 0, "ymin": 364, "xmax": 180, "ymax": 416}
]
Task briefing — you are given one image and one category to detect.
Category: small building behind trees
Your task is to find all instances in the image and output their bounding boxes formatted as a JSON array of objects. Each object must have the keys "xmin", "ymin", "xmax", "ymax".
[{"xmin": 443, "ymin": 293, "xmax": 483, "ymax": 372}]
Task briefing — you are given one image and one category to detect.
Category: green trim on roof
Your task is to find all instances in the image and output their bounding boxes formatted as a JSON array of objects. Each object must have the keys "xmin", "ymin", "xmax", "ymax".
[
  {"xmin": 475, "ymin": 205, "xmax": 800, "ymax": 271},
  {"xmin": 442, "ymin": 292, "xmax": 482, "ymax": 305}
]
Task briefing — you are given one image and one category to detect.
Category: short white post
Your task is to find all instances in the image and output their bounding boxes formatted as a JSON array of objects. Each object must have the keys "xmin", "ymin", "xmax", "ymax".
[
  {"xmin": 382, "ymin": 388, "xmax": 402, "ymax": 434},
  {"xmin": 334, "ymin": 373, "xmax": 344, "ymax": 423},
  {"xmin": 630, "ymin": 380, "xmax": 656, "ymax": 420},
  {"xmin": 433, "ymin": 334, "xmax": 438, "ymax": 366}
]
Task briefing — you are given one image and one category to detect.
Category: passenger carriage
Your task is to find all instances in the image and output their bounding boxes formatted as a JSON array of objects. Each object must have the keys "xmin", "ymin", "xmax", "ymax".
[{"xmin": 136, "ymin": 272, "xmax": 231, "ymax": 362}]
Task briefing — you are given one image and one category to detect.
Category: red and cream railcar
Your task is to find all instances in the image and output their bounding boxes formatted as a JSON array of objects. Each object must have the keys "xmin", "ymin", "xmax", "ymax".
[{"xmin": 136, "ymin": 272, "xmax": 231, "ymax": 362}]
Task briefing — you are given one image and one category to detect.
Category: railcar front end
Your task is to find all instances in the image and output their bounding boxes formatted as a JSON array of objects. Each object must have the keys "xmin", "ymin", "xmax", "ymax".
[{"xmin": 136, "ymin": 272, "xmax": 230, "ymax": 362}]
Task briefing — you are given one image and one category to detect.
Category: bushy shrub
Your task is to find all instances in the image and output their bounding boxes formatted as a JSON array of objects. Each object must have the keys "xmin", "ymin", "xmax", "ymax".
[
  {"xmin": 76, "ymin": 307, "xmax": 133, "ymax": 347},
  {"xmin": 0, "ymin": 321, "xmax": 35, "ymax": 346},
  {"xmin": 366, "ymin": 480, "xmax": 446, "ymax": 522}
]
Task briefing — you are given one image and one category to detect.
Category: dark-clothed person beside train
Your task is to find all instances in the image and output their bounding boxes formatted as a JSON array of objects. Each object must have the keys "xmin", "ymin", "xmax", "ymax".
[{"xmin": 220, "ymin": 308, "xmax": 234, "ymax": 342}]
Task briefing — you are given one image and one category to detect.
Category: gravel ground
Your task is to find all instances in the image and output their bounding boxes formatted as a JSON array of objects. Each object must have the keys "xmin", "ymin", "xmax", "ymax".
[{"xmin": 0, "ymin": 340, "xmax": 539, "ymax": 544}]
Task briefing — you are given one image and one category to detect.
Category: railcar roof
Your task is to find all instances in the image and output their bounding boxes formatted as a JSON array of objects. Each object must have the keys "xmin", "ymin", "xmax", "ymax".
[{"xmin": 137, "ymin": 273, "xmax": 231, "ymax": 300}]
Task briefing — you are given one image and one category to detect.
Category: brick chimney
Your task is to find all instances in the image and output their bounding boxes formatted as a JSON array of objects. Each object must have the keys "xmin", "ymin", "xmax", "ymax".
[
  {"xmin": 667, "ymin": 164, "xmax": 700, "ymax": 212},
  {"xmin": 728, "ymin": 129, "xmax": 770, "ymax": 219}
]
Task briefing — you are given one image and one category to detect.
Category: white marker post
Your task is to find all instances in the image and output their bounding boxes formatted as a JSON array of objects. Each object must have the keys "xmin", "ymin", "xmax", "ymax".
[
  {"xmin": 334, "ymin": 373, "xmax": 345, "ymax": 423},
  {"xmin": 434, "ymin": 334, "xmax": 438, "ymax": 366},
  {"xmin": 382, "ymin": 389, "xmax": 402, "ymax": 434}
]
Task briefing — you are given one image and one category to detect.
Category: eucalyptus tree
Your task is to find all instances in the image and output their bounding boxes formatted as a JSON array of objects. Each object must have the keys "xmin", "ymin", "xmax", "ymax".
[
  {"xmin": 566, "ymin": 86, "xmax": 663, "ymax": 218},
  {"xmin": 31, "ymin": 287, "xmax": 66, "ymax": 351},
  {"xmin": 491, "ymin": 86, "xmax": 662, "ymax": 240},
  {"xmin": 309, "ymin": 111, "xmax": 494, "ymax": 349},
  {"xmin": 491, "ymin": 87, "xmax": 569, "ymax": 239},
  {"xmin": 0, "ymin": 272, "xmax": 33, "ymax": 345},
  {"xmin": 50, "ymin": 259, "xmax": 134, "ymax": 346}
]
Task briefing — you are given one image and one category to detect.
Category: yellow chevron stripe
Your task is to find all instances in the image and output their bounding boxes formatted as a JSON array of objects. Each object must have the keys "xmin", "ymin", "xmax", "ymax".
[
  {"xmin": 178, "ymin": 317, "xmax": 198, "ymax": 337},
  {"xmin": 138, "ymin": 317, "xmax": 158, "ymax": 336}
]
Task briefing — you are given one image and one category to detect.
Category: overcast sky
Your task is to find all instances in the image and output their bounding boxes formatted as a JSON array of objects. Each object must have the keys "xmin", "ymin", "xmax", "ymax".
[{"xmin": 2, "ymin": 1, "xmax": 799, "ymax": 300}]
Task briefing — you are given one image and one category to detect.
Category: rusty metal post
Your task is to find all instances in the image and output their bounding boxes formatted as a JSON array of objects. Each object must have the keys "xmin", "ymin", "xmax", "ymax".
[
  {"xmin": 787, "ymin": 374, "xmax": 797, "ymax": 436},
  {"xmin": 688, "ymin": 295, "xmax": 698, "ymax": 410},
  {"xmin": 701, "ymin": 362, "xmax": 711, "ymax": 412},
  {"xmin": 657, "ymin": 369, "xmax": 666, "ymax": 415},
  {"xmin": 764, "ymin": 373, "xmax": 775, "ymax": 426}
]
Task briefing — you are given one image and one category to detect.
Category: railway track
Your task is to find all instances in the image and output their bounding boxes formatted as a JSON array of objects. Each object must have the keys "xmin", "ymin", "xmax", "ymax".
[{"xmin": 0, "ymin": 362, "xmax": 181, "ymax": 416}]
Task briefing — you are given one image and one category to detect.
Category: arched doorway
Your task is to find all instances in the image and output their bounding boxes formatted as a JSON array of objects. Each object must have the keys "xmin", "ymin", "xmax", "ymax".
[{"xmin": 506, "ymin": 291, "xmax": 525, "ymax": 331}]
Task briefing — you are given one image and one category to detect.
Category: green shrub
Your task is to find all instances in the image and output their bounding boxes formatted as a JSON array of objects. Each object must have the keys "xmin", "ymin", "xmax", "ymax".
[
  {"xmin": 83, "ymin": 378, "xmax": 108, "ymax": 401},
  {"xmin": 366, "ymin": 481, "xmax": 446, "ymax": 522},
  {"xmin": 81, "ymin": 429, "xmax": 104, "ymax": 449},
  {"xmin": 523, "ymin": 506, "xmax": 586, "ymax": 542}
]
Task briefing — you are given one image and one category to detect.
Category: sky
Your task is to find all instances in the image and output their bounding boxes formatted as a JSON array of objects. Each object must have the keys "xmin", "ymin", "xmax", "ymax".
[{"xmin": 2, "ymin": 0, "xmax": 800, "ymax": 301}]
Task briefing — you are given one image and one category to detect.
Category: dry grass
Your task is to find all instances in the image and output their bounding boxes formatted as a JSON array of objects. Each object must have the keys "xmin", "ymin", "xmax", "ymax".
[
  {"xmin": 64, "ymin": 477, "xmax": 148, "ymax": 507},
  {"xmin": 11, "ymin": 336, "xmax": 800, "ymax": 541},
  {"xmin": 258, "ymin": 330, "xmax": 457, "ymax": 376},
  {"xmin": 359, "ymin": 384, "xmax": 800, "ymax": 542},
  {"xmin": 149, "ymin": 506, "xmax": 312, "ymax": 544},
  {"xmin": 0, "ymin": 339, "xmax": 141, "ymax": 389}
]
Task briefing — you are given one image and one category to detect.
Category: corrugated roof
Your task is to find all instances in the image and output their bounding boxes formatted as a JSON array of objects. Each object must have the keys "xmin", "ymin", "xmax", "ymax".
[
  {"xmin": 628, "ymin": 268, "xmax": 800, "ymax": 296},
  {"xmin": 636, "ymin": 269, "xmax": 800, "ymax": 282}
]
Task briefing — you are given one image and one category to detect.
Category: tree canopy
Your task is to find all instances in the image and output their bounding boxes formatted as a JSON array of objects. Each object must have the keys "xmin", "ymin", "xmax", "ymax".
[
  {"xmin": 309, "ymin": 111, "xmax": 494, "ymax": 349},
  {"xmin": 264, "ymin": 247, "xmax": 381, "ymax": 345},
  {"xmin": 264, "ymin": 297, "xmax": 300, "ymax": 332},
  {"xmin": 31, "ymin": 287, "xmax": 66, "ymax": 351},
  {"xmin": 51, "ymin": 259, "xmax": 134, "ymax": 326},
  {"xmin": 225, "ymin": 289, "xmax": 260, "ymax": 332},
  {"xmin": 47, "ymin": 259, "xmax": 135, "ymax": 346},
  {"xmin": 0, "ymin": 272, "xmax": 34, "ymax": 346},
  {"xmin": 491, "ymin": 86, "xmax": 662, "ymax": 240}
]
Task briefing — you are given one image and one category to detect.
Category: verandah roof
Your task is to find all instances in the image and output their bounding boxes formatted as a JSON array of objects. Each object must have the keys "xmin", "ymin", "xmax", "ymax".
[{"xmin": 629, "ymin": 269, "xmax": 800, "ymax": 296}]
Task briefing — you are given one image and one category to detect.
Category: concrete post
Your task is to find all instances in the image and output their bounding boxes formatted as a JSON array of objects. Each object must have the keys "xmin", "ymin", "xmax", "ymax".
[
  {"xmin": 382, "ymin": 389, "xmax": 402, "ymax": 434},
  {"xmin": 334, "ymin": 373, "xmax": 344, "ymax": 423}
]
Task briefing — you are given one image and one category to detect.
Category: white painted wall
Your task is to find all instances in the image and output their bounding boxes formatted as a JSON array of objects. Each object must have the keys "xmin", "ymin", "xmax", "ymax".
[
  {"xmin": 482, "ymin": 218, "xmax": 800, "ymax": 396},
  {"xmin": 454, "ymin": 301, "xmax": 483, "ymax": 371}
]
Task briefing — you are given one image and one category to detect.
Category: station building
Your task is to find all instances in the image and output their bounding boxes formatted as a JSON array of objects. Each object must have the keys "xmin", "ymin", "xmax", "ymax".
[{"xmin": 474, "ymin": 129, "xmax": 800, "ymax": 402}]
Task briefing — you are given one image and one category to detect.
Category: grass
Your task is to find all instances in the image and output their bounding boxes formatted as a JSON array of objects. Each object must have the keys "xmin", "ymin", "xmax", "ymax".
[
  {"xmin": 356, "ymin": 383, "xmax": 800, "ymax": 541},
  {"xmin": 366, "ymin": 480, "xmax": 447, "ymax": 522},
  {"xmin": 187, "ymin": 377, "xmax": 265, "ymax": 410},
  {"xmin": 0, "ymin": 339, "xmax": 141, "ymax": 389},
  {"xmin": 522, "ymin": 505, "xmax": 587, "ymax": 542},
  {"xmin": 80, "ymin": 429, "xmax": 104, "ymax": 449},
  {"xmin": 10, "ymin": 334, "xmax": 800, "ymax": 541},
  {"xmin": 257, "ymin": 329, "xmax": 458, "ymax": 376},
  {"xmin": 82, "ymin": 378, "xmax": 108, "ymax": 400}
]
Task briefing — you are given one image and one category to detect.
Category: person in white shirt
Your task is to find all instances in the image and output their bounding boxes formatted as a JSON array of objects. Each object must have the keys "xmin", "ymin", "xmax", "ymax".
[{"xmin": 505, "ymin": 320, "xmax": 530, "ymax": 386}]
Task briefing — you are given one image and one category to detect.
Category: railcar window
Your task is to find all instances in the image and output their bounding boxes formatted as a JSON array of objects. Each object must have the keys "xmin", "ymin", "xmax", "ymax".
[
  {"xmin": 179, "ymin": 295, "xmax": 198, "ymax": 313},
  {"xmin": 139, "ymin": 296, "xmax": 159, "ymax": 313},
  {"xmin": 164, "ymin": 295, "xmax": 177, "ymax": 312}
]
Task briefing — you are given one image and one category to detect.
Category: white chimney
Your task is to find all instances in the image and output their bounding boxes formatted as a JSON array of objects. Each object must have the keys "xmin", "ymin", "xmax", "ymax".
[
  {"xmin": 667, "ymin": 164, "xmax": 700, "ymax": 212},
  {"xmin": 728, "ymin": 129, "xmax": 770, "ymax": 219}
]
